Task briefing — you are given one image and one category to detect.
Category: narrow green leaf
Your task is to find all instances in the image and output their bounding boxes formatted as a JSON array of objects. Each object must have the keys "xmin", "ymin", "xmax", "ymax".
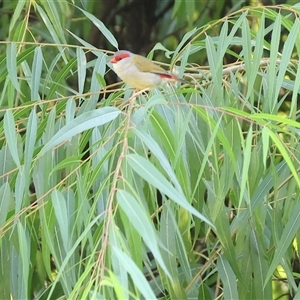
[
  {"xmin": 15, "ymin": 166, "xmax": 26, "ymax": 212},
  {"xmin": 116, "ymin": 190, "xmax": 171, "ymax": 279},
  {"xmin": 224, "ymin": 107, "xmax": 300, "ymax": 130},
  {"xmin": 150, "ymin": 110, "xmax": 176, "ymax": 160},
  {"xmin": 50, "ymin": 156, "xmax": 82, "ymax": 176},
  {"xmin": 185, "ymin": 0, "xmax": 195, "ymax": 28},
  {"xmin": 194, "ymin": 107, "xmax": 237, "ymax": 170},
  {"xmin": 0, "ymin": 183, "xmax": 11, "ymax": 227},
  {"xmin": 109, "ymin": 222, "xmax": 129, "ymax": 299},
  {"xmin": 6, "ymin": 43, "xmax": 20, "ymax": 93},
  {"xmin": 159, "ymin": 203, "xmax": 189, "ymax": 299},
  {"xmin": 9, "ymin": 0, "xmax": 26, "ymax": 33},
  {"xmin": 106, "ymin": 270, "xmax": 128, "ymax": 300},
  {"xmin": 206, "ymin": 35, "xmax": 221, "ymax": 91},
  {"xmin": 0, "ymin": 236, "xmax": 10, "ymax": 299},
  {"xmin": 241, "ymin": 16, "xmax": 251, "ymax": 67},
  {"xmin": 238, "ymin": 125, "xmax": 252, "ymax": 206},
  {"xmin": 215, "ymin": 211, "xmax": 243, "ymax": 281},
  {"xmin": 217, "ymin": 255, "xmax": 238, "ymax": 300},
  {"xmin": 3, "ymin": 110, "xmax": 20, "ymax": 168},
  {"xmin": 112, "ymin": 246, "xmax": 157, "ymax": 300},
  {"xmin": 40, "ymin": 0, "xmax": 67, "ymax": 43},
  {"xmin": 217, "ymin": 12, "xmax": 247, "ymax": 64},
  {"xmin": 245, "ymin": 11, "xmax": 265, "ymax": 102},
  {"xmin": 11, "ymin": 246, "xmax": 26, "ymax": 299},
  {"xmin": 31, "ymin": 46, "xmax": 43, "ymax": 101},
  {"xmin": 78, "ymin": 53, "xmax": 107, "ymax": 112},
  {"xmin": 46, "ymin": 56, "xmax": 77, "ymax": 100},
  {"xmin": 38, "ymin": 107, "xmax": 120, "ymax": 156},
  {"xmin": 127, "ymin": 154, "xmax": 214, "ymax": 228},
  {"xmin": 173, "ymin": 28, "xmax": 198, "ymax": 62},
  {"xmin": 24, "ymin": 108, "xmax": 37, "ymax": 170},
  {"xmin": 265, "ymin": 201, "xmax": 300, "ymax": 285},
  {"xmin": 77, "ymin": 47, "xmax": 86, "ymax": 94},
  {"xmin": 274, "ymin": 18, "xmax": 299, "ymax": 109},
  {"xmin": 17, "ymin": 222, "xmax": 29, "ymax": 298},
  {"xmin": 261, "ymin": 127, "xmax": 269, "ymax": 170},
  {"xmin": 76, "ymin": 6, "xmax": 118, "ymax": 49},
  {"xmin": 51, "ymin": 190, "xmax": 69, "ymax": 252},
  {"xmin": 65, "ymin": 98, "xmax": 76, "ymax": 123},
  {"xmin": 11, "ymin": 19, "xmax": 26, "ymax": 42},
  {"xmin": 290, "ymin": 55, "xmax": 300, "ymax": 118},
  {"xmin": 268, "ymin": 130, "xmax": 300, "ymax": 188},
  {"xmin": 172, "ymin": 0, "xmax": 182, "ymax": 18},
  {"xmin": 250, "ymin": 229, "xmax": 271, "ymax": 299},
  {"xmin": 90, "ymin": 53, "xmax": 106, "ymax": 97},
  {"xmin": 266, "ymin": 13, "xmax": 281, "ymax": 111},
  {"xmin": 133, "ymin": 128, "xmax": 183, "ymax": 193},
  {"xmin": 36, "ymin": 4, "xmax": 67, "ymax": 62},
  {"xmin": 293, "ymin": 283, "xmax": 300, "ymax": 299},
  {"xmin": 47, "ymin": 213, "xmax": 103, "ymax": 299},
  {"xmin": 67, "ymin": 30, "xmax": 99, "ymax": 56},
  {"xmin": 198, "ymin": 284, "xmax": 213, "ymax": 300},
  {"xmin": 231, "ymin": 161, "xmax": 286, "ymax": 231},
  {"xmin": 95, "ymin": 72, "xmax": 106, "ymax": 88}
]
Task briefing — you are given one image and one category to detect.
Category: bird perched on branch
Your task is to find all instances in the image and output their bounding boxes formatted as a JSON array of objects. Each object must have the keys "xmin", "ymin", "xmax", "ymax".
[{"xmin": 110, "ymin": 50, "xmax": 187, "ymax": 90}]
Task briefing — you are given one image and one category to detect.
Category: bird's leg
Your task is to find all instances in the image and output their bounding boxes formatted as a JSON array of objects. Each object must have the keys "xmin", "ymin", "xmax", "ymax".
[
  {"xmin": 130, "ymin": 88, "xmax": 149, "ymax": 104},
  {"xmin": 119, "ymin": 88, "xmax": 149, "ymax": 110}
]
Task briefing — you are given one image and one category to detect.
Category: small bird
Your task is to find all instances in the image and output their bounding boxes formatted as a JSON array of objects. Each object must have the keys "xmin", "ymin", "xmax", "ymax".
[{"xmin": 110, "ymin": 50, "xmax": 186, "ymax": 90}]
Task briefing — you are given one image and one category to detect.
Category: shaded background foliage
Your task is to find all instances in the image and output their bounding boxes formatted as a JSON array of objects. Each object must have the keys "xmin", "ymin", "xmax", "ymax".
[
  {"xmin": 86, "ymin": 0, "xmax": 247, "ymax": 53},
  {"xmin": 0, "ymin": 0, "xmax": 292, "ymax": 87},
  {"xmin": 1, "ymin": 0, "xmax": 300, "ymax": 300}
]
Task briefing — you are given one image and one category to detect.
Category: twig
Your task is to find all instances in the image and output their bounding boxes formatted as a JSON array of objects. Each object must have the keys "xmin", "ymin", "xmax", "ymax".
[{"xmin": 188, "ymin": 58, "xmax": 288, "ymax": 81}]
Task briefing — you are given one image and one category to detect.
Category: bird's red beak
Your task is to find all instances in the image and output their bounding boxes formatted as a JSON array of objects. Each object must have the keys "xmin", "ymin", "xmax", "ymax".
[{"xmin": 110, "ymin": 57, "xmax": 117, "ymax": 64}]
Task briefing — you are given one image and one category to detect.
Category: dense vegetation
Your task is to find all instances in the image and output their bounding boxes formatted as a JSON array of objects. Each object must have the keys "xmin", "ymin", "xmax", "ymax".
[{"xmin": 0, "ymin": 1, "xmax": 300, "ymax": 299}]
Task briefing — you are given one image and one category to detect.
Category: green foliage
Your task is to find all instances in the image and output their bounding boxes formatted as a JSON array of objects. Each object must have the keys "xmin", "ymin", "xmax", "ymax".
[{"xmin": 1, "ymin": 1, "xmax": 300, "ymax": 299}]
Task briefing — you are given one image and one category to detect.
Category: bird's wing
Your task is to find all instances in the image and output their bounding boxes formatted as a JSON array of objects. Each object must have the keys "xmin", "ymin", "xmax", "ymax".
[{"xmin": 131, "ymin": 54, "xmax": 167, "ymax": 74}]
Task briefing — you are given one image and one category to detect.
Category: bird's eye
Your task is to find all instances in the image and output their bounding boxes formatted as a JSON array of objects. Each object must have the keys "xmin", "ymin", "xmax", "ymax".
[
  {"xmin": 111, "ymin": 53, "xmax": 129, "ymax": 64},
  {"xmin": 116, "ymin": 53, "xmax": 129, "ymax": 61}
]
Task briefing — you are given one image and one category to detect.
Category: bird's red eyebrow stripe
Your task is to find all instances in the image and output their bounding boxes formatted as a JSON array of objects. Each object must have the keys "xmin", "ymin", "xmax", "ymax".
[
  {"xmin": 110, "ymin": 52, "xmax": 130, "ymax": 63},
  {"xmin": 117, "ymin": 53, "xmax": 130, "ymax": 59}
]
